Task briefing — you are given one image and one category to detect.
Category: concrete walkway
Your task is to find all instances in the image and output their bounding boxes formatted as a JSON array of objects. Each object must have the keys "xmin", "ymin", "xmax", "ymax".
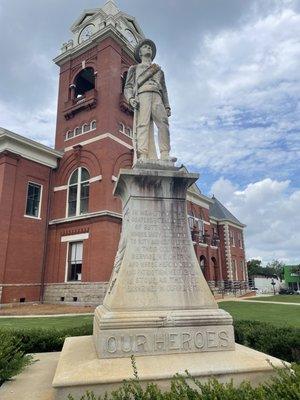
[
  {"xmin": 0, "ymin": 352, "xmax": 58, "ymax": 400},
  {"xmin": 0, "ymin": 312, "xmax": 93, "ymax": 318},
  {"xmin": 238, "ymin": 299, "xmax": 300, "ymax": 306}
]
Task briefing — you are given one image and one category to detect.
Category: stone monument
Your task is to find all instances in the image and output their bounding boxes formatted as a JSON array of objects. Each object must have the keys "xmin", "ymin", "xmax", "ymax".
[{"xmin": 52, "ymin": 39, "xmax": 286, "ymax": 399}]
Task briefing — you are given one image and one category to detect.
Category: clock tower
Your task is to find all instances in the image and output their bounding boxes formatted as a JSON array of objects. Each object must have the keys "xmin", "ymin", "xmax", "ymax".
[{"xmin": 43, "ymin": 0, "xmax": 145, "ymax": 304}]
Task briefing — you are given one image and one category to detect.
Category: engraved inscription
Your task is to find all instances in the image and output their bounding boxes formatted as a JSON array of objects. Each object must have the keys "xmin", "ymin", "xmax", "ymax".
[
  {"xmin": 100, "ymin": 326, "xmax": 235, "ymax": 358},
  {"xmin": 123, "ymin": 200, "xmax": 199, "ymax": 294}
]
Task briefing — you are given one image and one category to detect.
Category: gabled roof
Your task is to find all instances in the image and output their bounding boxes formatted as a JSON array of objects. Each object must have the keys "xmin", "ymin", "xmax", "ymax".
[
  {"xmin": 210, "ymin": 196, "xmax": 245, "ymax": 227},
  {"xmin": 71, "ymin": 9, "xmax": 102, "ymax": 31}
]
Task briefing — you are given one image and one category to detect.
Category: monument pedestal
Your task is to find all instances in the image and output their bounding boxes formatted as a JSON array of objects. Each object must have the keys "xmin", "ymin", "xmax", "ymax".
[
  {"xmin": 52, "ymin": 336, "xmax": 286, "ymax": 400},
  {"xmin": 53, "ymin": 166, "xmax": 288, "ymax": 399}
]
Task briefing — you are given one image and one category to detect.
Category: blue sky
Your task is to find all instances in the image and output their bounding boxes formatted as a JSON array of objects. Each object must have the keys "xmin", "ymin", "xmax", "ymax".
[{"xmin": 0, "ymin": 0, "xmax": 299, "ymax": 264}]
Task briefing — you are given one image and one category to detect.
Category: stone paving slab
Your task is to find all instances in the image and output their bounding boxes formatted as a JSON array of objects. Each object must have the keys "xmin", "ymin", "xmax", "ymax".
[{"xmin": 0, "ymin": 352, "xmax": 58, "ymax": 400}]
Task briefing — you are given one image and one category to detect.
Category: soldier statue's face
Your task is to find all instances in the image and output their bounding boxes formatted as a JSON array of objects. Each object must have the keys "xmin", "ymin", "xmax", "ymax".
[{"xmin": 139, "ymin": 44, "xmax": 152, "ymax": 59}]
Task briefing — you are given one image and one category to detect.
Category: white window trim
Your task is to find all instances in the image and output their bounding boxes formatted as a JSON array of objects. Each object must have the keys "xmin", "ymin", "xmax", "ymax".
[
  {"xmin": 24, "ymin": 181, "xmax": 43, "ymax": 220},
  {"xmin": 54, "ymin": 175, "xmax": 101, "ymax": 192},
  {"xmin": 61, "ymin": 232, "xmax": 89, "ymax": 242},
  {"xmin": 64, "ymin": 121, "xmax": 97, "ymax": 142},
  {"xmin": 63, "ymin": 236, "xmax": 88, "ymax": 283},
  {"xmin": 66, "ymin": 167, "xmax": 90, "ymax": 218}
]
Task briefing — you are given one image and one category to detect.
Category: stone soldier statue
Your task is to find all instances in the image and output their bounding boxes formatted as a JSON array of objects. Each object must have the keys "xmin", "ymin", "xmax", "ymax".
[{"xmin": 124, "ymin": 39, "xmax": 174, "ymax": 162}]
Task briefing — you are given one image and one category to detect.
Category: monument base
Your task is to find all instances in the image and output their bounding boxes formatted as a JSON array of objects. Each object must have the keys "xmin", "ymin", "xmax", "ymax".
[{"xmin": 52, "ymin": 336, "xmax": 287, "ymax": 400}]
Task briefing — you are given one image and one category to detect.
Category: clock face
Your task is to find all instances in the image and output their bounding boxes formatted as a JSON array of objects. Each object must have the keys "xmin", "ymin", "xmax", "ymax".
[
  {"xmin": 79, "ymin": 24, "xmax": 94, "ymax": 44},
  {"xmin": 124, "ymin": 29, "xmax": 137, "ymax": 46}
]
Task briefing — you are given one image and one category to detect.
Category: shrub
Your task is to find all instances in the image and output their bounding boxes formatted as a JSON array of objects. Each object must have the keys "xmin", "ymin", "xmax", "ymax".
[
  {"xmin": 66, "ymin": 363, "xmax": 300, "ymax": 399},
  {"xmin": 0, "ymin": 331, "xmax": 33, "ymax": 385},
  {"xmin": 234, "ymin": 320, "xmax": 300, "ymax": 363},
  {"xmin": 0, "ymin": 319, "xmax": 298, "ymax": 364},
  {"xmin": 2, "ymin": 323, "xmax": 93, "ymax": 354}
]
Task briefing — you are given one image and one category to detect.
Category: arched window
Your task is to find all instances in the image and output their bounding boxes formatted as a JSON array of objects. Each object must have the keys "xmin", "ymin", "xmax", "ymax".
[
  {"xmin": 74, "ymin": 127, "xmax": 81, "ymax": 136},
  {"xmin": 83, "ymin": 123, "xmax": 90, "ymax": 133},
  {"xmin": 118, "ymin": 122, "xmax": 125, "ymax": 134},
  {"xmin": 67, "ymin": 167, "xmax": 90, "ymax": 217},
  {"xmin": 91, "ymin": 120, "xmax": 96, "ymax": 130},
  {"xmin": 74, "ymin": 67, "xmax": 95, "ymax": 98}
]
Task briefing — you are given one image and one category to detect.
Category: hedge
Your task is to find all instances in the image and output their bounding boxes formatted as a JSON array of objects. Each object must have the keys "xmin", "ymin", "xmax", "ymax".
[
  {"xmin": 66, "ymin": 362, "xmax": 300, "ymax": 400},
  {"xmin": 0, "ymin": 320, "xmax": 299, "ymax": 363}
]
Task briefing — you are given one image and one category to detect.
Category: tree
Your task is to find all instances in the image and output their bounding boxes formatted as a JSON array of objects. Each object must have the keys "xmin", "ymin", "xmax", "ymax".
[
  {"xmin": 265, "ymin": 259, "xmax": 285, "ymax": 280},
  {"xmin": 247, "ymin": 259, "xmax": 263, "ymax": 277}
]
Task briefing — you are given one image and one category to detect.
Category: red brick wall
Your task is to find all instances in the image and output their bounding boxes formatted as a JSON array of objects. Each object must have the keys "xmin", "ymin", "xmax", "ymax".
[
  {"xmin": 55, "ymin": 37, "xmax": 134, "ymax": 151},
  {"xmin": 0, "ymin": 152, "xmax": 51, "ymax": 303}
]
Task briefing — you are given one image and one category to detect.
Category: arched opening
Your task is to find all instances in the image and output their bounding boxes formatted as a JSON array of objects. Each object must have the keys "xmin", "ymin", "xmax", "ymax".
[
  {"xmin": 211, "ymin": 257, "xmax": 218, "ymax": 284},
  {"xmin": 199, "ymin": 255, "xmax": 206, "ymax": 278},
  {"xmin": 67, "ymin": 167, "xmax": 90, "ymax": 217},
  {"xmin": 74, "ymin": 67, "xmax": 95, "ymax": 98}
]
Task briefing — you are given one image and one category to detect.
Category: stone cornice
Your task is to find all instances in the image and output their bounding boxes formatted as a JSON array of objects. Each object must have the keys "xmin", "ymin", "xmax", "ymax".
[
  {"xmin": 54, "ymin": 27, "xmax": 136, "ymax": 67},
  {"xmin": 49, "ymin": 210, "xmax": 122, "ymax": 225},
  {"xmin": 0, "ymin": 128, "xmax": 63, "ymax": 168}
]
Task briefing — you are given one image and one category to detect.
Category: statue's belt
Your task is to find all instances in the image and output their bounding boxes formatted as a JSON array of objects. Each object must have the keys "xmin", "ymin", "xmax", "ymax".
[{"xmin": 136, "ymin": 64, "xmax": 161, "ymax": 89}]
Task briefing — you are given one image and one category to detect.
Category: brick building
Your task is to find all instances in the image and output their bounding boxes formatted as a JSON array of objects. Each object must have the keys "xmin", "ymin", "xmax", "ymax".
[{"xmin": 0, "ymin": 1, "xmax": 247, "ymax": 306}]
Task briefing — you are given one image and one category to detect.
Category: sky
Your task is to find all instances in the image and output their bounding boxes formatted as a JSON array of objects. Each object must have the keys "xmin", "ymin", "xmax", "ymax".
[{"xmin": 0, "ymin": 0, "xmax": 299, "ymax": 265}]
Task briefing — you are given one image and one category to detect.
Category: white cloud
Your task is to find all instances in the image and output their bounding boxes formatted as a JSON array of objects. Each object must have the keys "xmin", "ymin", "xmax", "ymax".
[
  {"xmin": 0, "ymin": 100, "xmax": 56, "ymax": 147},
  {"xmin": 211, "ymin": 177, "xmax": 300, "ymax": 264},
  {"xmin": 171, "ymin": 4, "xmax": 300, "ymax": 179}
]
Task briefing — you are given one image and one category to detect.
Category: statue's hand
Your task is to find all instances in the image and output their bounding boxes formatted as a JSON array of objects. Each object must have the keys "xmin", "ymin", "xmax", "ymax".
[
  {"xmin": 166, "ymin": 107, "xmax": 171, "ymax": 117},
  {"xmin": 129, "ymin": 98, "xmax": 139, "ymax": 109}
]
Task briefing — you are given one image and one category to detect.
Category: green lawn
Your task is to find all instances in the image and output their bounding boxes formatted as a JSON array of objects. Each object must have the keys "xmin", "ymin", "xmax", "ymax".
[
  {"xmin": 0, "ymin": 315, "xmax": 93, "ymax": 330},
  {"xmin": 245, "ymin": 295, "xmax": 300, "ymax": 303},
  {"xmin": 1, "ymin": 301, "xmax": 300, "ymax": 330},
  {"xmin": 219, "ymin": 301, "xmax": 300, "ymax": 328}
]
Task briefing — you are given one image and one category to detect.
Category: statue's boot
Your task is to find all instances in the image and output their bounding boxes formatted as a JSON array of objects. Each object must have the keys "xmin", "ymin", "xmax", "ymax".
[{"xmin": 160, "ymin": 151, "xmax": 177, "ymax": 162}]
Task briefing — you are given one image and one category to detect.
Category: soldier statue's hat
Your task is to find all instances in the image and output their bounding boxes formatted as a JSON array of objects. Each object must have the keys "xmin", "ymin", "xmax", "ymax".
[{"xmin": 134, "ymin": 39, "xmax": 157, "ymax": 63}]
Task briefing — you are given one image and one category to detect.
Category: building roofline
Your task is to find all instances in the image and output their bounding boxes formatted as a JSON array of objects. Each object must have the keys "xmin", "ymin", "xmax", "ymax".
[
  {"xmin": 209, "ymin": 215, "xmax": 246, "ymax": 228},
  {"xmin": 0, "ymin": 127, "xmax": 63, "ymax": 168}
]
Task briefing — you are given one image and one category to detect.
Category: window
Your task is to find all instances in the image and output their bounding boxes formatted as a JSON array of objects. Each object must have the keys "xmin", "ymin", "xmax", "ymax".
[
  {"xmin": 65, "ymin": 120, "xmax": 96, "ymax": 141},
  {"xmin": 74, "ymin": 127, "xmax": 81, "ymax": 136},
  {"xmin": 238, "ymin": 232, "xmax": 243, "ymax": 248},
  {"xmin": 118, "ymin": 122, "xmax": 125, "ymax": 134},
  {"xmin": 25, "ymin": 182, "xmax": 42, "ymax": 218},
  {"xmin": 229, "ymin": 230, "xmax": 235, "ymax": 246},
  {"xmin": 240, "ymin": 260, "xmax": 245, "ymax": 280},
  {"xmin": 188, "ymin": 215, "xmax": 194, "ymax": 229},
  {"xmin": 74, "ymin": 67, "xmax": 95, "ymax": 98},
  {"xmin": 67, "ymin": 167, "xmax": 90, "ymax": 217},
  {"xmin": 232, "ymin": 259, "xmax": 237, "ymax": 280},
  {"xmin": 67, "ymin": 241, "xmax": 83, "ymax": 281},
  {"xmin": 83, "ymin": 123, "xmax": 90, "ymax": 133},
  {"xmin": 125, "ymin": 127, "xmax": 132, "ymax": 137},
  {"xmin": 66, "ymin": 130, "xmax": 74, "ymax": 139}
]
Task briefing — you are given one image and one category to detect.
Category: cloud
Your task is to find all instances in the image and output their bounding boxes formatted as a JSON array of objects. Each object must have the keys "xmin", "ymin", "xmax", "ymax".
[
  {"xmin": 211, "ymin": 177, "xmax": 300, "ymax": 264},
  {"xmin": 171, "ymin": 2, "xmax": 300, "ymax": 185}
]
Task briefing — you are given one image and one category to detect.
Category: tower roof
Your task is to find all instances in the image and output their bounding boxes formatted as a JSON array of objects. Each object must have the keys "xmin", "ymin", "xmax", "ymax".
[{"xmin": 210, "ymin": 196, "xmax": 245, "ymax": 227}]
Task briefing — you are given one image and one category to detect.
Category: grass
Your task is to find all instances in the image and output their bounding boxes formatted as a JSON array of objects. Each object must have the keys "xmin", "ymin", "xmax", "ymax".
[
  {"xmin": 246, "ymin": 295, "xmax": 300, "ymax": 303},
  {"xmin": 219, "ymin": 301, "xmax": 300, "ymax": 328},
  {"xmin": 0, "ymin": 315, "xmax": 93, "ymax": 330},
  {"xmin": 1, "ymin": 301, "xmax": 300, "ymax": 330}
]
